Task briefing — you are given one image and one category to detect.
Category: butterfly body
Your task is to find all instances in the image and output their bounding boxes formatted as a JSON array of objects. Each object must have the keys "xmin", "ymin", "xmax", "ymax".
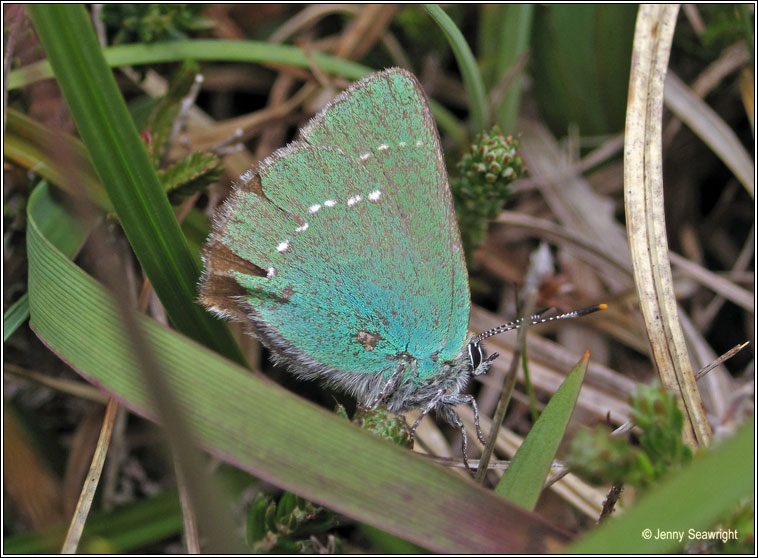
[{"xmin": 200, "ymin": 69, "xmax": 491, "ymax": 431}]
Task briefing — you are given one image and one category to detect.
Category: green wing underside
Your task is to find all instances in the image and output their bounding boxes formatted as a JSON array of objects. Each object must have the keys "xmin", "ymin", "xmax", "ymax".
[{"xmin": 216, "ymin": 70, "xmax": 469, "ymax": 380}]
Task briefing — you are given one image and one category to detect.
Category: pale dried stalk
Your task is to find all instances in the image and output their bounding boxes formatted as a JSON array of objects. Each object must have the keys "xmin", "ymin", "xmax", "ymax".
[
  {"xmin": 61, "ymin": 398, "xmax": 119, "ymax": 553},
  {"xmin": 4, "ymin": 362, "xmax": 109, "ymax": 404},
  {"xmin": 176, "ymin": 461, "xmax": 201, "ymax": 553},
  {"xmin": 624, "ymin": 4, "xmax": 711, "ymax": 447}
]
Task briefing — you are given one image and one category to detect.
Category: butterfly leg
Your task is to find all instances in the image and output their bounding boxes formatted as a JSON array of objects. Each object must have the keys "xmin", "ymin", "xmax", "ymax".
[
  {"xmin": 436, "ymin": 403, "xmax": 479, "ymax": 474},
  {"xmin": 453, "ymin": 394, "xmax": 486, "ymax": 445},
  {"xmin": 452, "ymin": 412, "xmax": 471, "ymax": 473},
  {"xmin": 408, "ymin": 388, "xmax": 445, "ymax": 448},
  {"xmin": 473, "ymin": 351, "xmax": 499, "ymax": 376}
]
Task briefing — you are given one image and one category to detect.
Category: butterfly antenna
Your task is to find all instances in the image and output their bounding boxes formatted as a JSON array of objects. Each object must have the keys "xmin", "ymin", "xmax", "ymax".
[{"xmin": 472, "ymin": 303, "xmax": 608, "ymax": 344}]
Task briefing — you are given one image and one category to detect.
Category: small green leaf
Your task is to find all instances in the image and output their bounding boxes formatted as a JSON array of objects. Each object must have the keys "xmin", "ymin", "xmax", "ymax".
[
  {"xmin": 144, "ymin": 61, "xmax": 200, "ymax": 166},
  {"xmin": 351, "ymin": 407, "xmax": 412, "ymax": 447},
  {"xmin": 630, "ymin": 382, "xmax": 693, "ymax": 476},
  {"xmin": 495, "ymin": 351, "xmax": 590, "ymax": 510},
  {"xmin": 159, "ymin": 152, "xmax": 223, "ymax": 203},
  {"xmin": 246, "ymin": 493, "xmax": 272, "ymax": 545},
  {"xmin": 566, "ymin": 425, "xmax": 647, "ymax": 487},
  {"xmin": 276, "ymin": 492, "xmax": 298, "ymax": 526},
  {"xmin": 566, "ymin": 381, "xmax": 693, "ymax": 490}
]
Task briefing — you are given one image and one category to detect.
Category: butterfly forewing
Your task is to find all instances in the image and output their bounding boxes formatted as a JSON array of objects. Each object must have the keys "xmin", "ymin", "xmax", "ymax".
[{"xmin": 202, "ymin": 69, "xmax": 469, "ymax": 380}]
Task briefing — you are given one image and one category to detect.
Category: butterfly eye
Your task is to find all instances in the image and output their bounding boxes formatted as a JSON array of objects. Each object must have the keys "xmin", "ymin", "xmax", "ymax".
[{"xmin": 467, "ymin": 342, "xmax": 484, "ymax": 371}]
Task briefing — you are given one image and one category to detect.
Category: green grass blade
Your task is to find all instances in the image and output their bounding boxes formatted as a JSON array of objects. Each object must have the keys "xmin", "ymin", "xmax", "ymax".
[
  {"xmin": 26, "ymin": 182, "xmax": 572, "ymax": 555},
  {"xmin": 4, "ymin": 109, "xmax": 111, "ymax": 211},
  {"xmin": 568, "ymin": 422, "xmax": 754, "ymax": 553},
  {"xmin": 360, "ymin": 524, "xmax": 431, "ymax": 554},
  {"xmin": 27, "ymin": 5, "xmax": 244, "ymax": 365},
  {"xmin": 424, "ymin": 4, "xmax": 489, "ymax": 132},
  {"xmin": 8, "ymin": 40, "xmax": 372, "ymax": 90},
  {"xmin": 24, "ymin": 182, "xmax": 97, "ymax": 257},
  {"xmin": 4, "ymin": 295, "xmax": 30, "ymax": 342},
  {"xmin": 478, "ymin": 5, "xmax": 534, "ymax": 133},
  {"xmin": 530, "ymin": 5, "xmax": 636, "ymax": 136},
  {"xmin": 3, "ymin": 181, "xmax": 96, "ymax": 342},
  {"xmin": 4, "ymin": 488, "xmax": 181, "ymax": 554},
  {"xmin": 495, "ymin": 351, "xmax": 590, "ymax": 510},
  {"xmin": 8, "ymin": 42, "xmax": 465, "ymax": 148}
]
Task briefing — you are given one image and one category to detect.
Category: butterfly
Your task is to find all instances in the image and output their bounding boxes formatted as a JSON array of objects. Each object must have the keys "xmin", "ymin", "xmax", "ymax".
[{"xmin": 199, "ymin": 68, "xmax": 603, "ymax": 467}]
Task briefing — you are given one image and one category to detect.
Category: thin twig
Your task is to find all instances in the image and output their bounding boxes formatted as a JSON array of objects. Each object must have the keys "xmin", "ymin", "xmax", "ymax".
[
  {"xmin": 176, "ymin": 461, "xmax": 201, "ymax": 553},
  {"xmin": 474, "ymin": 336, "xmax": 524, "ymax": 482},
  {"xmin": 4, "ymin": 362, "xmax": 109, "ymax": 404},
  {"xmin": 543, "ymin": 465, "xmax": 571, "ymax": 490},
  {"xmin": 426, "ymin": 454, "xmax": 569, "ymax": 474},
  {"xmin": 474, "ymin": 245, "xmax": 550, "ymax": 482},
  {"xmin": 163, "ymin": 73, "xmax": 205, "ymax": 168},
  {"xmin": 61, "ymin": 398, "xmax": 119, "ymax": 553},
  {"xmin": 695, "ymin": 341, "xmax": 750, "ymax": 380},
  {"xmin": 599, "ymin": 482, "xmax": 624, "ymax": 522}
]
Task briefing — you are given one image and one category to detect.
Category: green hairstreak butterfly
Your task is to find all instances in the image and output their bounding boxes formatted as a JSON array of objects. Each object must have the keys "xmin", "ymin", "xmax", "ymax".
[{"xmin": 200, "ymin": 68, "xmax": 604, "ymax": 464}]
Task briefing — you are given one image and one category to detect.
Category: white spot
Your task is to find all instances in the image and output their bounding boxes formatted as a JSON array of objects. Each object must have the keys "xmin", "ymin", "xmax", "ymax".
[
  {"xmin": 347, "ymin": 195, "xmax": 362, "ymax": 206},
  {"xmin": 240, "ymin": 170, "xmax": 254, "ymax": 182},
  {"xmin": 416, "ymin": 140, "xmax": 424, "ymax": 147},
  {"xmin": 368, "ymin": 190, "xmax": 382, "ymax": 201},
  {"xmin": 398, "ymin": 141, "xmax": 407, "ymax": 147},
  {"xmin": 378, "ymin": 144, "xmax": 389, "ymax": 151},
  {"xmin": 267, "ymin": 267, "xmax": 276, "ymax": 278},
  {"xmin": 324, "ymin": 200, "xmax": 337, "ymax": 207},
  {"xmin": 360, "ymin": 153, "xmax": 371, "ymax": 161},
  {"xmin": 295, "ymin": 223, "xmax": 309, "ymax": 233},
  {"xmin": 276, "ymin": 240, "xmax": 290, "ymax": 252},
  {"xmin": 309, "ymin": 204, "xmax": 322, "ymax": 213}
]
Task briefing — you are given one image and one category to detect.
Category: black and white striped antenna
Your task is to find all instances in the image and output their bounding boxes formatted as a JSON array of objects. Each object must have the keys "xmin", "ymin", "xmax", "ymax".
[{"xmin": 472, "ymin": 303, "xmax": 607, "ymax": 345}]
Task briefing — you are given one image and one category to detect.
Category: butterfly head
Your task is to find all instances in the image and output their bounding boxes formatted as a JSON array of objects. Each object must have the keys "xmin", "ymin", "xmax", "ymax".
[{"xmin": 466, "ymin": 339, "xmax": 498, "ymax": 376}]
